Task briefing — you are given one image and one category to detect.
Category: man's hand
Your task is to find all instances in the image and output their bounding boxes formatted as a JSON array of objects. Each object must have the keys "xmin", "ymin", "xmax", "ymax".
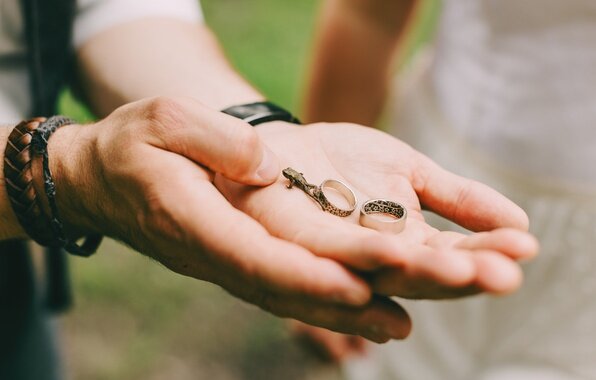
[
  {"xmin": 47, "ymin": 97, "xmax": 411, "ymax": 343},
  {"xmin": 216, "ymin": 122, "xmax": 539, "ymax": 300}
]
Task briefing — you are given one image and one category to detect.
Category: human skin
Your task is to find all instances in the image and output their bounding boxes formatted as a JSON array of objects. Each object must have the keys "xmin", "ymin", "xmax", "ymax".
[
  {"xmin": 0, "ymin": 97, "xmax": 411, "ymax": 342},
  {"xmin": 0, "ymin": 17, "xmax": 536, "ymax": 343},
  {"xmin": 218, "ymin": 121, "xmax": 536, "ymax": 301},
  {"xmin": 0, "ymin": 98, "xmax": 536, "ymax": 343},
  {"xmin": 304, "ymin": 0, "xmax": 418, "ymax": 126},
  {"xmin": 299, "ymin": 0, "xmax": 538, "ymax": 358}
]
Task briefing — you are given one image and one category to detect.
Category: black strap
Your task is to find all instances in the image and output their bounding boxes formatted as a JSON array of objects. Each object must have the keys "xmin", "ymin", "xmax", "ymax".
[
  {"xmin": 44, "ymin": 246, "xmax": 72, "ymax": 312},
  {"xmin": 222, "ymin": 101, "xmax": 301, "ymax": 126},
  {"xmin": 21, "ymin": 0, "xmax": 77, "ymax": 313},
  {"xmin": 31, "ymin": 116, "xmax": 103, "ymax": 257},
  {"xmin": 22, "ymin": 0, "xmax": 76, "ymax": 116},
  {"xmin": 0, "ymin": 240, "xmax": 36, "ymax": 355}
]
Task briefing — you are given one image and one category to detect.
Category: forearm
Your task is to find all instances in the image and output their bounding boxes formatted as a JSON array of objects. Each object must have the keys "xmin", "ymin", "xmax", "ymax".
[
  {"xmin": 304, "ymin": 0, "xmax": 418, "ymax": 126},
  {"xmin": 76, "ymin": 19, "xmax": 263, "ymax": 117}
]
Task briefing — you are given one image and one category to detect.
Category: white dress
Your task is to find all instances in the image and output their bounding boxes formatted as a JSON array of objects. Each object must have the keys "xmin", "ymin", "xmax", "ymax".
[{"xmin": 347, "ymin": 0, "xmax": 596, "ymax": 379}]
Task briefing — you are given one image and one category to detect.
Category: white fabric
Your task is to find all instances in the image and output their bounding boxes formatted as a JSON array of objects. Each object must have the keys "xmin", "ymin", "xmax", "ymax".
[
  {"xmin": 0, "ymin": 0, "xmax": 203, "ymax": 123},
  {"xmin": 431, "ymin": 0, "xmax": 596, "ymax": 185},
  {"xmin": 346, "ymin": 73, "xmax": 596, "ymax": 380},
  {"xmin": 74, "ymin": 0, "xmax": 203, "ymax": 47},
  {"xmin": 346, "ymin": 0, "xmax": 596, "ymax": 379}
]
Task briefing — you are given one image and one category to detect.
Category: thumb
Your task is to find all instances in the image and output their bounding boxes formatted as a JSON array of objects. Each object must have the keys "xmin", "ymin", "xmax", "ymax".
[
  {"xmin": 151, "ymin": 96, "xmax": 280, "ymax": 186},
  {"xmin": 413, "ymin": 155, "xmax": 529, "ymax": 232}
]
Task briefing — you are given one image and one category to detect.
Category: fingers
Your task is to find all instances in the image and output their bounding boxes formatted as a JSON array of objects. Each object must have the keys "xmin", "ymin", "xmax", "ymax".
[
  {"xmin": 370, "ymin": 246, "xmax": 477, "ymax": 299},
  {"xmin": 393, "ymin": 229, "xmax": 533, "ymax": 297},
  {"xmin": 370, "ymin": 225, "xmax": 536, "ymax": 298},
  {"xmin": 370, "ymin": 249, "xmax": 523, "ymax": 298},
  {"xmin": 150, "ymin": 153, "xmax": 372, "ymax": 307},
  {"xmin": 217, "ymin": 178, "xmax": 425, "ymax": 272},
  {"xmin": 147, "ymin": 154, "xmax": 411, "ymax": 340},
  {"xmin": 276, "ymin": 296, "xmax": 411, "ymax": 343},
  {"xmin": 225, "ymin": 235, "xmax": 373, "ymax": 306},
  {"xmin": 455, "ymin": 228, "xmax": 539, "ymax": 261},
  {"xmin": 470, "ymin": 251, "xmax": 524, "ymax": 295},
  {"xmin": 412, "ymin": 156, "xmax": 529, "ymax": 232},
  {"xmin": 143, "ymin": 96, "xmax": 280, "ymax": 185},
  {"xmin": 289, "ymin": 218, "xmax": 412, "ymax": 271}
]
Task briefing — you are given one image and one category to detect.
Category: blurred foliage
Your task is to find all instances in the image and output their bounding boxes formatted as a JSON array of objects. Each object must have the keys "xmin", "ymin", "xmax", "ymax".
[
  {"xmin": 201, "ymin": 0, "xmax": 319, "ymax": 112},
  {"xmin": 59, "ymin": 0, "xmax": 439, "ymax": 120},
  {"xmin": 60, "ymin": 1, "xmax": 439, "ymax": 379}
]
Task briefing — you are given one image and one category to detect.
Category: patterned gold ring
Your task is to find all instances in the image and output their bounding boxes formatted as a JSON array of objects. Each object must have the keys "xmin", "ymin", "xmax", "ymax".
[
  {"xmin": 359, "ymin": 199, "xmax": 407, "ymax": 233},
  {"xmin": 315, "ymin": 179, "xmax": 357, "ymax": 217}
]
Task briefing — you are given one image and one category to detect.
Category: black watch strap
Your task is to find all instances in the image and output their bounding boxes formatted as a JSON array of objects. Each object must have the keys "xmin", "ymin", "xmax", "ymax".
[{"xmin": 221, "ymin": 101, "xmax": 301, "ymax": 126}]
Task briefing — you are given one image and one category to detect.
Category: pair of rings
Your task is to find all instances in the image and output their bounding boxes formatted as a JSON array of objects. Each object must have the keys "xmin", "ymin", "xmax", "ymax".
[{"xmin": 282, "ymin": 168, "xmax": 407, "ymax": 234}]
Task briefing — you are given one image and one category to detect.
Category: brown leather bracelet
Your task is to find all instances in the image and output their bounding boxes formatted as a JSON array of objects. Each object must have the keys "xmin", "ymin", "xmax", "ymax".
[
  {"xmin": 4, "ymin": 117, "xmax": 102, "ymax": 256},
  {"xmin": 4, "ymin": 118, "xmax": 56, "ymax": 245}
]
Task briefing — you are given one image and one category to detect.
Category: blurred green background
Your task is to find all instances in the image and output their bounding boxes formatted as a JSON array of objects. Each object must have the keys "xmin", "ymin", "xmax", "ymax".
[{"xmin": 59, "ymin": 1, "xmax": 439, "ymax": 379}]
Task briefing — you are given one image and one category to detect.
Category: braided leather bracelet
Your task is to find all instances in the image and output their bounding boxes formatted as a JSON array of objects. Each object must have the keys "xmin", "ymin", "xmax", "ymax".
[{"xmin": 4, "ymin": 117, "xmax": 102, "ymax": 257}]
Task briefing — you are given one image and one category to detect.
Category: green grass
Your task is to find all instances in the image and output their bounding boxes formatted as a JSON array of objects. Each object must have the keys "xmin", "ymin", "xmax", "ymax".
[
  {"xmin": 59, "ymin": 0, "xmax": 439, "ymax": 120},
  {"xmin": 60, "ymin": 1, "xmax": 439, "ymax": 379},
  {"xmin": 202, "ymin": 0, "xmax": 319, "ymax": 113},
  {"xmin": 59, "ymin": 0, "xmax": 321, "ymax": 120}
]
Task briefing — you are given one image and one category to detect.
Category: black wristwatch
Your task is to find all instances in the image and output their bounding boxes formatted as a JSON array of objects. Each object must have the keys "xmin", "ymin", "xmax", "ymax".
[{"xmin": 221, "ymin": 101, "xmax": 301, "ymax": 126}]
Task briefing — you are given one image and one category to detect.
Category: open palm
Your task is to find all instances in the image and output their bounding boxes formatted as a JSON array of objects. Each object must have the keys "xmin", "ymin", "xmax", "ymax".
[{"xmin": 216, "ymin": 121, "xmax": 538, "ymax": 300}]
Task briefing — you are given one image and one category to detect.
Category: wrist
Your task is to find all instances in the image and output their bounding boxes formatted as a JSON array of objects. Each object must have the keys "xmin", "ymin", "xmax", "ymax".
[
  {"xmin": 3, "ymin": 118, "xmax": 103, "ymax": 254},
  {"xmin": 45, "ymin": 123, "xmax": 102, "ymax": 237}
]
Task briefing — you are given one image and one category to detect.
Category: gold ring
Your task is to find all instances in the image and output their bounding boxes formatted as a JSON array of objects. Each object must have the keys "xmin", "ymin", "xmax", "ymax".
[
  {"xmin": 314, "ymin": 179, "xmax": 357, "ymax": 217},
  {"xmin": 359, "ymin": 199, "xmax": 407, "ymax": 233}
]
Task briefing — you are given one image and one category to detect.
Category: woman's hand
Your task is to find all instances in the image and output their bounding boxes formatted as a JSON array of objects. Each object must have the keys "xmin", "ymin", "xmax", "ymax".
[{"xmin": 216, "ymin": 122, "xmax": 539, "ymax": 300}]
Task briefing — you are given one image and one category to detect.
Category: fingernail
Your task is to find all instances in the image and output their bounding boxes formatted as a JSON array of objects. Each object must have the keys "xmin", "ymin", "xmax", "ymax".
[{"xmin": 256, "ymin": 147, "xmax": 279, "ymax": 182}]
